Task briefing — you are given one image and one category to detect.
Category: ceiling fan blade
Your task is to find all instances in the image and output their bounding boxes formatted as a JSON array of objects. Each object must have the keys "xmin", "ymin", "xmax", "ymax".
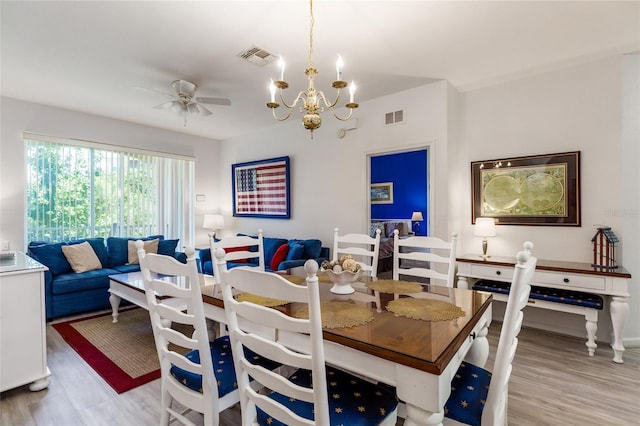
[
  {"xmin": 153, "ymin": 100, "xmax": 178, "ymax": 110},
  {"xmin": 135, "ymin": 86, "xmax": 175, "ymax": 98},
  {"xmin": 195, "ymin": 103, "xmax": 213, "ymax": 116},
  {"xmin": 195, "ymin": 97, "xmax": 231, "ymax": 106}
]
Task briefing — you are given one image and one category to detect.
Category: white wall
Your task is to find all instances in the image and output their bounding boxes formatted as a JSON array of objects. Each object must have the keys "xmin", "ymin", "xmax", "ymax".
[
  {"xmin": 217, "ymin": 81, "xmax": 453, "ymax": 248},
  {"xmin": 0, "ymin": 97, "xmax": 221, "ymax": 251},
  {"xmin": 453, "ymin": 56, "xmax": 639, "ymax": 345}
]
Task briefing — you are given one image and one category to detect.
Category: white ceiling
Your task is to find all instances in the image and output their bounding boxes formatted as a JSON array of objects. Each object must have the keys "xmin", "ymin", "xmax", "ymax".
[{"xmin": 2, "ymin": 1, "xmax": 639, "ymax": 141}]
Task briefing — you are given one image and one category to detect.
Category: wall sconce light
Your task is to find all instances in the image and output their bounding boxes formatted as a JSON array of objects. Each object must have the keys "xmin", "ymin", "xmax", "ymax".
[
  {"xmin": 474, "ymin": 217, "xmax": 496, "ymax": 258},
  {"xmin": 203, "ymin": 214, "xmax": 224, "ymax": 240},
  {"xmin": 411, "ymin": 211, "xmax": 424, "ymax": 235}
]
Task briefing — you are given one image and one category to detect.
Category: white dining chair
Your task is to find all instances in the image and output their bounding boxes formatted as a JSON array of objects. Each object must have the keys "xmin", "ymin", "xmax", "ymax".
[
  {"xmin": 443, "ymin": 241, "xmax": 537, "ymax": 425},
  {"xmin": 332, "ymin": 227, "xmax": 382, "ymax": 311},
  {"xmin": 136, "ymin": 242, "xmax": 239, "ymax": 426},
  {"xmin": 392, "ymin": 230, "xmax": 457, "ymax": 289},
  {"xmin": 215, "ymin": 249, "xmax": 399, "ymax": 426},
  {"xmin": 210, "ymin": 230, "xmax": 265, "ymax": 283}
]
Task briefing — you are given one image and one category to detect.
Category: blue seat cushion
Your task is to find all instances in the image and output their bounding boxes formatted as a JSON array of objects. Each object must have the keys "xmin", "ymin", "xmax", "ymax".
[
  {"xmin": 472, "ymin": 280, "xmax": 604, "ymax": 310},
  {"xmin": 256, "ymin": 366, "xmax": 398, "ymax": 426},
  {"xmin": 170, "ymin": 335, "xmax": 280, "ymax": 397},
  {"xmin": 51, "ymin": 268, "xmax": 120, "ymax": 294},
  {"xmin": 444, "ymin": 361, "xmax": 491, "ymax": 426}
]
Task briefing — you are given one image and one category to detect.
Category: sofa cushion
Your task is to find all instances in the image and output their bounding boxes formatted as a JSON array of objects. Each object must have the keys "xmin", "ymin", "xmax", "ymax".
[
  {"xmin": 270, "ymin": 243, "xmax": 289, "ymax": 270},
  {"xmin": 112, "ymin": 264, "xmax": 142, "ymax": 273},
  {"xmin": 29, "ymin": 242, "xmax": 72, "ymax": 275},
  {"xmin": 106, "ymin": 235, "xmax": 163, "ymax": 267},
  {"xmin": 263, "ymin": 237, "xmax": 288, "ymax": 265},
  {"xmin": 69, "ymin": 237, "xmax": 109, "ymax": 267},
  {"xmin": 285, "ymin": 242, "xmax": 305, "ymax": 261},
  {"xmin": 127, "ymin": 238, "xmax": 159, "ymax": 264},
  {"xmin": 51, "ymin": 268, "xmax": 120, "ymax": 295},
  {"xmin": 288, "ymin": 239, "xmax": 322, "ymax": 259},
  {"xmin": 158, "ymin": 239, "xmax": 180, "ymax": 256},
  {"xmin": 61, "ymin": 241, "xmax": 103, "ymax": 273}
]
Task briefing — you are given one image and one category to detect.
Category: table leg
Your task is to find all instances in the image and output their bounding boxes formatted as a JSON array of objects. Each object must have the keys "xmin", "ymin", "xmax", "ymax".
[
  {"xmin": 403, "ymin": 403, "xmax": 444, "ymax": 426},
  {"xmin": 464, "ymin": 320, "xmax": 490, "ymax": 368},
  {"xmin": 457, "ymin": 275, "xmax": 469, "ymax": 290},
  {"xmin": 109, "ymin": 292, "xmax": 121, "ymax": 323},
  {"xmin": 610, "ymin": 295, "xmax": 628, "ymax": 363}
]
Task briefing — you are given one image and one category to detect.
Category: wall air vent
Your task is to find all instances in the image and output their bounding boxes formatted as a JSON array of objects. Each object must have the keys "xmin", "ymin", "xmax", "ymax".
[
  {"xmin": 385, "ymin": 110, "xmax": 404, "ymax": 126},
  {"xmin": 238, "ymin": 46, "xmax": 278, "ymax": 66}
]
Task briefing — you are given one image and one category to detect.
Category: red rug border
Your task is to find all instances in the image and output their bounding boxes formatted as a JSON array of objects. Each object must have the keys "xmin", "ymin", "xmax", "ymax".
[{"xmin": 52, "ymin": 307, "xmax": 160, "ymax": 394}]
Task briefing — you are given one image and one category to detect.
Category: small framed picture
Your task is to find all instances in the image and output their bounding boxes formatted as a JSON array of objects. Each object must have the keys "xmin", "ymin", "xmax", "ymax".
[{"xmin": 371, "ymin": 182, "xmax": 394, "ymax": 204}]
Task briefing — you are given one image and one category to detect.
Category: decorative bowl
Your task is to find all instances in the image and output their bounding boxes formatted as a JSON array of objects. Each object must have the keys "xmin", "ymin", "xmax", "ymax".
[{"xmin": 322, "ymin": 268, "xmax": 362, "ymax": 295}]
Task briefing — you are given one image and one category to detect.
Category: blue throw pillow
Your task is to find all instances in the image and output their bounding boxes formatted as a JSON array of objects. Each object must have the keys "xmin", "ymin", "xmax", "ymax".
[
  {"xmin": 285, "ymin": 242, "xmax": 305, "ymax": 261},
  {"xmin": 158, "ymin": 239, "xmax": 179, "ymax": 256},
  {"xmin": 290, "ymin": 239, "xmax": 322, "ymax": 259},
  {"xmin": 107, "ymin": 235, "xmax": 165, "ymax": 267},
  {"xmin": 29, "ymin": 242, "xmax": 71, "ymax": 275}
]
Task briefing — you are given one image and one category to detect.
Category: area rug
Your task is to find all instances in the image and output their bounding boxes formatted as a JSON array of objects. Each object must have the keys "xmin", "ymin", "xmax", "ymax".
[{"xmin": 52, "ymin": 307, "xmax": 162, "ymax": 394}]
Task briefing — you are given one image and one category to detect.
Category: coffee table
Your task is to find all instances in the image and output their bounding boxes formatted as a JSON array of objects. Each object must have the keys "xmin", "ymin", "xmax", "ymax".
[{"xmin": 108, "ymin": 271, "xmax": 215, "ymax": 324}]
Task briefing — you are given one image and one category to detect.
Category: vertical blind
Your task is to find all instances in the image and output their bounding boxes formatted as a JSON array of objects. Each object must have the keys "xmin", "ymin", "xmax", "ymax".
[{"xmin": 25, "ymin": 136, "xmax": 194, "ymax": 245}]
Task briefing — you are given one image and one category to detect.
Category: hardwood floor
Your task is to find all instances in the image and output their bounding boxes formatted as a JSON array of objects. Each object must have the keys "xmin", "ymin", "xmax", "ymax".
[{"xmin": 1, "ymin": 319, "xmax": 639, "ymax": 425}]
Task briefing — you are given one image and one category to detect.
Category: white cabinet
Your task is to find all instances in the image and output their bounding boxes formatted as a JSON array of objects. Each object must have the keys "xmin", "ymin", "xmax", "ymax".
[{"xmin": 0, "ymin": 252, "xmax": 51, "ymax": 392}]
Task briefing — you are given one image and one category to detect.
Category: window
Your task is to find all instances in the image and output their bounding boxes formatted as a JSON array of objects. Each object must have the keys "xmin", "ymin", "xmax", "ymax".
[{"xmin": 25, "ymin": 136, "xmax": 194, "ymax": 245}]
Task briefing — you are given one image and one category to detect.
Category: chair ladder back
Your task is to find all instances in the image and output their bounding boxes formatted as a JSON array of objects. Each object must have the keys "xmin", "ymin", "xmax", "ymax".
[
  {"xmin": 392, "ymin": 231, "xmax": 457, "ymax": 287},
  {"xmin": 483, "ymin": 243, "xmax": 536, "ymax": 426},
  {"xmin": 137, "ymin": 242, "xmax": 236, "ymax": 426},
  {"xmin": 216, "ymin": 249, "xmax": 331, "ymax": 426},
  {"xmin": 211, "ymin": 230, "xmax": 265, "ymax": 282},
  {"xmin": 333, "ymin": 227, "xmax": 381, "ymax": 278}
]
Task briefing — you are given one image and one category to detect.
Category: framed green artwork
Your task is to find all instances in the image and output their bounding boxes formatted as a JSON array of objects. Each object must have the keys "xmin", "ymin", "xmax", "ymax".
[{"xmin": 471, "ymin": 151, "xmax": 580, "ymax": 226}]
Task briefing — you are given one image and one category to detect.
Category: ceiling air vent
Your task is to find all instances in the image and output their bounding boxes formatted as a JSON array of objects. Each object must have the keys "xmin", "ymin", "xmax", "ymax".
[
  {"xmin": 238, "ymin": 46, "xmax": 278, "ymax": 66},
  {"xmin": 385, "ymin": 110, "xmax": 404, "ymax": 126}
]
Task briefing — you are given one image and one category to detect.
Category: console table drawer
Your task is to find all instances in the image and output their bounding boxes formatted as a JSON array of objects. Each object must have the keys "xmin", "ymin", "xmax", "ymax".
[
  {"xmin": 534, "ymin": 271, "xmax": 606, "ymax": 291},
  {"xmin": 469, "ymin": 265, "xmax": 513, "ymax": 281}
]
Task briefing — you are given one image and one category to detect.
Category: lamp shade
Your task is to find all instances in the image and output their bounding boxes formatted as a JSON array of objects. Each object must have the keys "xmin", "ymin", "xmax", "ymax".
[
  {"xmin": 411, "ymin": 211, "xmax": 424, "ymax": 222},
  {"xmin": 203, "ymin": 214, "xmax": 224, "ymax": 230},
  {"xmin": 474, "ymin": 218, "xmax": 496, "ymax": 237}
]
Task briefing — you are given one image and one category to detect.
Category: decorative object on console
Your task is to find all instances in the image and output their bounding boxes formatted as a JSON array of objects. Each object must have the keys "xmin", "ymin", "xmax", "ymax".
[
  {"xmin": 203, "ymin": 214, "xmax": 224, "ymax": 239},
  {"xmin": 411, "ymin": 211, "xmax": 424, "ymax": 235},
  {"xmin": 266, "ymin": 0, "xmax": 358, "ymax": 137},
  {"xmin": 232, "ymin": 156, "xmax": 290, "ymax": 219},
  {"xmin": 591, "ymin": 226, "xmax": 619, "ymax": 269},
  {"xmin": 471, "ymin": 151, "xmax": 580, "ymax": 226},
  {"xmin": 474, "ymin": 217, "xmax": 496, "ymax": 258}
]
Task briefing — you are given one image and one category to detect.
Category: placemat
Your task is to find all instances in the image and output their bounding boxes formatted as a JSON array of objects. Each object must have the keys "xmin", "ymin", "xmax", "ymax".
[
  {"xmin": 294, "ymin": 301, "xmax": 374, "ymax": 329},
  {"xmin": 386, "ymin": 298, "xmax": 465, "ymax": 321},
  {"xmin": 236, "ymin": 293, "xmax": 289, "ymax": 307},
  {"xmin": 366, "ymin": 279, "xmax": 423, "ymax": 294}
]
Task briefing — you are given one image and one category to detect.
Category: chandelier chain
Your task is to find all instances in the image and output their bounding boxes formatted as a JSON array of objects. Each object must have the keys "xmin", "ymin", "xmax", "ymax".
[{"xmin": 308, "ymin": 0, "xmax": 314, "ymax": 68}]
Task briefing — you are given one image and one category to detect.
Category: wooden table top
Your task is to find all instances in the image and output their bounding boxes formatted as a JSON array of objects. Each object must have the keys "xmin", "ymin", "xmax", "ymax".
[{"xmin": 202, "ymin": 273, "xmax": 492, "ymax": 376}]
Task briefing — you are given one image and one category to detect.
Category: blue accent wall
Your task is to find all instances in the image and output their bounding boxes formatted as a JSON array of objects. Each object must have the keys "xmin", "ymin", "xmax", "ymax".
[{"xmin": 370, "ymin": 149, "xmax": 428, "ymax": 235}]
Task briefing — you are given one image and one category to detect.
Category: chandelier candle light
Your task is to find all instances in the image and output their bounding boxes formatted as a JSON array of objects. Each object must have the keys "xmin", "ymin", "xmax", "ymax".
[{"xmin": 267, "ymin": 0, "xmax": 358, "ymax": 137}]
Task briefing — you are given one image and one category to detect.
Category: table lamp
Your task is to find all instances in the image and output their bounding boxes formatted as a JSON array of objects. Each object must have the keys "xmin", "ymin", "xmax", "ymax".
[
  {"xmin": 203, "ymin": 214, "xmax": 224, "ymax": 240},
  {"xmin": 411, "ymin": 211, "xmax": 424, "ymax": 235},
  {"xmin": 474, "ymin": 217, "xmax": 496, "ymax": 258}
]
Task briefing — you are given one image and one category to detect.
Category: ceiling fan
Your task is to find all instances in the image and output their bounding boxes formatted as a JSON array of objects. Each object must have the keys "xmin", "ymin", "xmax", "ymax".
[{"xmin": 140, "ymin": 79, "xmax": 231, "ymax": 127}]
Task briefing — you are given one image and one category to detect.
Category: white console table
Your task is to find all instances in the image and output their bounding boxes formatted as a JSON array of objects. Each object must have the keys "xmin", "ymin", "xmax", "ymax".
[
  {"xmin": 456, "ymin": 255, "xmax": 631, "ymax": 363},
  {"xmin": 0, "ymin": 252, "xmax": 51, "ymax": 391}
]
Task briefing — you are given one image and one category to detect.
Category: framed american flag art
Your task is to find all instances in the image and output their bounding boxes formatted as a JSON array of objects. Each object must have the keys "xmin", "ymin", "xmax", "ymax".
[{"xmin": 232, "ymin": 156, "xmax": 291, "ymax": 219}]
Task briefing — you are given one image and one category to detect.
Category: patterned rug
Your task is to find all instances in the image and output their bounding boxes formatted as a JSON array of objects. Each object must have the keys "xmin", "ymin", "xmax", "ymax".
[{"xmin": 52, "ymin": 307, "xmax": 168, "ymax": 393}]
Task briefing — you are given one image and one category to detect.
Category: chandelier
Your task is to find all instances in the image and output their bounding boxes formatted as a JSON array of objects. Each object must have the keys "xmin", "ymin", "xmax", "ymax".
[{"xmin": 266, "ymin": 0, "xmax": 358, "ymax": 137}]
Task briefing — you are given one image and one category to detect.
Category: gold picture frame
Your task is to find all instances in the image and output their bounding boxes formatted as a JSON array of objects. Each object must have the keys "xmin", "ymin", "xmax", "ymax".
[
  {"xmin": 371, "ymin": 182, "xmax": 394, "ymax": 204},
  {"xmin": 471, "ymin": 151, "xmax": 580, "ymax": 226}
]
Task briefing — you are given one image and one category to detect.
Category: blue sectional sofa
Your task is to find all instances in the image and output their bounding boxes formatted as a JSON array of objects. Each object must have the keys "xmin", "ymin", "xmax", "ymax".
[
  {"xmin": 198, "ymin": 234, "xmax": 329, "ymax": 276},
  {"xmin": 27, "ymin": 235, "xmax": 185, "ymax": 320}
]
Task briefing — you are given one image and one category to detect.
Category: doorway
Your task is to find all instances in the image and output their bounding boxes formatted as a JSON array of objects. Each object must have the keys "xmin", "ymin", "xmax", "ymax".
[{"xmin": 369, "ymin": 148, "xmax": 429, "ymax": 236}]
